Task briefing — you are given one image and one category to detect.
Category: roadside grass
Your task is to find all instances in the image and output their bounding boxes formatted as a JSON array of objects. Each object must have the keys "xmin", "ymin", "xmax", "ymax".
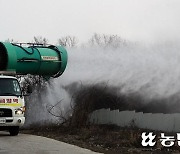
[{"xmin": 21, "ymin": 124, "xmax": 180, "ymax": 154}]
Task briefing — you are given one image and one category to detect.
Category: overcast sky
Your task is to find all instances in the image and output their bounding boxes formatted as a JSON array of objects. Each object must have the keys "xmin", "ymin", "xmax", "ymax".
[{"xmin": 0, "ymin": 0, "xmax": 180, "ymax": 44}]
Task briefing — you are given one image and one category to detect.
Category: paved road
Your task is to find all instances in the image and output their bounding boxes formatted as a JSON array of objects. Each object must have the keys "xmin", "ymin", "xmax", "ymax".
[{"xmin": 0, "ymin": 131, "xmax": 101, "ymax": 154}]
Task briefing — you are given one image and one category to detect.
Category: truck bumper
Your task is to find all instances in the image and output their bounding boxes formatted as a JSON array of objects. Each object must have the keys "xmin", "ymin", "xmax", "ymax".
[{"xmin": 0, "ymin": 117, "xmax": 25, "ymax": 127}]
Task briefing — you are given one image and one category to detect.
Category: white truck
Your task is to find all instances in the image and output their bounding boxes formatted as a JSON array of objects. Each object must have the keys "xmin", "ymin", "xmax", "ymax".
[
  {"xmin": 0, "ymin": 74, "xmax": 32, "ymax": 136},
  {"xmin": 0, "ymin": 42, "xmax": 67, "ymax": 136}
]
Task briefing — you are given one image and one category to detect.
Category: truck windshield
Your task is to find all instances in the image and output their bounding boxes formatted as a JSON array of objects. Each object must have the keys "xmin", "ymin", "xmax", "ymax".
[{"xmin": 0, "ymin": 78, "xmax": 22, "ymax": 96}]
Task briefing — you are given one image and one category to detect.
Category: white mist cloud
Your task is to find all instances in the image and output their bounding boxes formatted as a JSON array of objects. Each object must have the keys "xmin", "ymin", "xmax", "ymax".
[
  {"xmin": 25, "ymin": 42, "xmax": 180, "ymax": 125},
  {"xmin": 54, "ymin": 43, "xmax": 180, "ymax": 99}
]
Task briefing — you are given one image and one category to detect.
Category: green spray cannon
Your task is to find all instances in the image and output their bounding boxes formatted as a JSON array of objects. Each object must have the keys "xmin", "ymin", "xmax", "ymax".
[{"xmin": 0, "ymin": 42, "xmax": 68, "ymax": 78}]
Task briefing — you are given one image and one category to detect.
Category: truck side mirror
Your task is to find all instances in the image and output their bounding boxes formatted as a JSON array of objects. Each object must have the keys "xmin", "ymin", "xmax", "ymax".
[{"xmin": 27, "ymin": 85, "xmax": 32, "ymax": 94}]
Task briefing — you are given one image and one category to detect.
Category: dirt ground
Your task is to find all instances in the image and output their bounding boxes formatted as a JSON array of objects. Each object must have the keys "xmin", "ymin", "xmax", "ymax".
[{"xmin": 21, "ymin": 125, "xmax": 180, "ymax": 154}]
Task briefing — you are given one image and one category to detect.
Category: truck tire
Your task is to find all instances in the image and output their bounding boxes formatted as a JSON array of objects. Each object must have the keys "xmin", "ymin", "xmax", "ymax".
[{"xmin": 9, "ymin": 126, "xmax": 19, "ymax": 136}]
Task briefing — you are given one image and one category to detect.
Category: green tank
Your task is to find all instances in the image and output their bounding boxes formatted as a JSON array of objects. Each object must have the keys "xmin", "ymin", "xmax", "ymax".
[{"xmin": 0, "ymin": 42, "xmax": 67, "ymax": 78}]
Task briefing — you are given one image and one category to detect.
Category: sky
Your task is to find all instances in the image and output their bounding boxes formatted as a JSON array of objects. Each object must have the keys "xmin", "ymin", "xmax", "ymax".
[{"xmin": 0, "ymin": 0, "xmax": 180, "ymax": 44}]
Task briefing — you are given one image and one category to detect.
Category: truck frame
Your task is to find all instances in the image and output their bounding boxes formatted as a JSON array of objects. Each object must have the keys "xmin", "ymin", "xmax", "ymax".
[
  {"xmin": 0, "ymin": 74, "xmax": 31, "ymax": 135},
  {"xmin": 0, "ymin": 42, "xmax": 68, "ymax": 135}
]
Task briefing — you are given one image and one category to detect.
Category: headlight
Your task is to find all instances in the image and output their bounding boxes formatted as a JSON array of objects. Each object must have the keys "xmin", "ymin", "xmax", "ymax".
[
  {"xmin": 15, "ymin": 109, "xmax": 23, "ymax": 115},
  {"xmin": 15, "ymin": 108, "xmax": 24, "ymax": 115}
]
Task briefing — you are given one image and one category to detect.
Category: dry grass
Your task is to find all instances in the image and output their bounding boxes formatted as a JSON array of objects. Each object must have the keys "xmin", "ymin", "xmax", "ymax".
[{"xmin": 22, "ymin": 124, "xmax": 180, "ymax": 154}]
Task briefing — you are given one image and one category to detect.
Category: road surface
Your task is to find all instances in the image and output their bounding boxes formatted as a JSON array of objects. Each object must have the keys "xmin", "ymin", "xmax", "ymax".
[{"xmin": 0, "ymin": 131, "xmax": 101, "ymax": 154}]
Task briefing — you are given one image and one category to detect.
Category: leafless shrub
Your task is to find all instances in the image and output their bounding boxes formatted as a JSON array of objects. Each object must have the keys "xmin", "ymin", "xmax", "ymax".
[
  {"xmin": 46, "ymin": 99, "xmax": 73, "ymax": 125},
  {"xmin": 58, "ymin": 36, "xmax": 78, "ymax": 47},
  {"xmin": 5, "ymin": 38, "xmax": 18, "ymax": 43},
  {"xmin": 88, "ymin": 33, "xmax": 127, "ymax": 49},
  {"xmin": 58, "ymin": 82, "xmax": 125, "ymax": 127},
  {"xmin": 48, "ymin": 81, "xmax": 180, "ymax": 128},
  {"xmin": 21, "ymin": 75, "xmax": 47, "ymax": 93},
  {"xmin": 33, "ymin": 36, "xmax": 49, "ymax": 45}
]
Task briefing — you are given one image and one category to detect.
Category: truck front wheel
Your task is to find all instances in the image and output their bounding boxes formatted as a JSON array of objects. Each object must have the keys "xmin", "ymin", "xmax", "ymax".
[{"xmin": 9, "ymin": 126, "xmax": 19, "ymax": 136}]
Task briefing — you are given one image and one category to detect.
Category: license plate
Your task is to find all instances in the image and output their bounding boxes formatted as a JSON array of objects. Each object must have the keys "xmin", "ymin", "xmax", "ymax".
[{"xmin": 0, "ymin": 119, "xmax": 5, "ymax": 124}]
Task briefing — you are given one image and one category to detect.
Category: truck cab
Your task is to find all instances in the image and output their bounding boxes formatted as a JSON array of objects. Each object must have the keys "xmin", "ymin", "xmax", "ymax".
[{"xmin": 0, "ymin": 75, "xmax": 27, "ymax": 136}]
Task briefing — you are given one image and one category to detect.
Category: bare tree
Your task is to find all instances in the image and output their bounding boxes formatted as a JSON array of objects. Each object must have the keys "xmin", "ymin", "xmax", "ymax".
[
  {"xmin": 5, "ymin": 38, "xmax": 18, "ymax": 43},
  {"xmin": 89, "ymin": 33, "xmax": 127, "ymax": 49},
  {"xmin": 33, "ymin": 36, "xmax": 49, "ymax": 45},
  {"xmin": 88, "ymin": 33, "xmax": 102, "ymax": 46},
  {"xmin": 58, "ymin": 36, "xmax": 78, "ymax": 47}
]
